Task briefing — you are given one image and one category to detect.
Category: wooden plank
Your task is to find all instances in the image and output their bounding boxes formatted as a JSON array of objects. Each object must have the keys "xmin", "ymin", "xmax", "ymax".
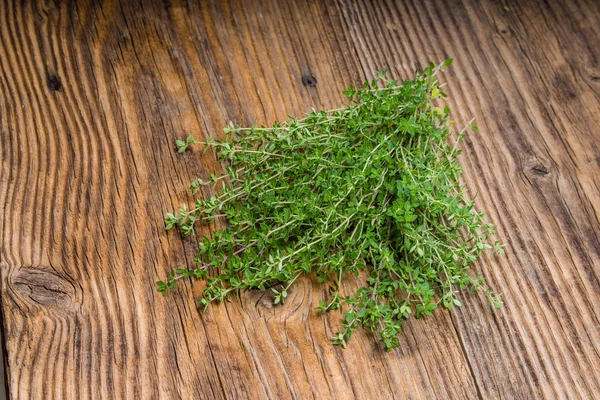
[
  {"xmin": 335, "ymin": 2, "xmax": 600, "ymax": 398},
  {"xmin": 0, "ymin": 0, "xmax": 598, "ymax": 398}
]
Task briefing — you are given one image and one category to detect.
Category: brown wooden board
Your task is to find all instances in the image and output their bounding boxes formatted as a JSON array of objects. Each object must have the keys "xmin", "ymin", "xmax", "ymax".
[{"xmin": 1, "ymin": 0, "xmax": 599, "ymax": 398}]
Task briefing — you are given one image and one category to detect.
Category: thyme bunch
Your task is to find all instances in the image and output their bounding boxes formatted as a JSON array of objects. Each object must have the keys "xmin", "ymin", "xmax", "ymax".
[{"xmin": 158, "ymin": 59, "xmax": 504, "ymax": 351}]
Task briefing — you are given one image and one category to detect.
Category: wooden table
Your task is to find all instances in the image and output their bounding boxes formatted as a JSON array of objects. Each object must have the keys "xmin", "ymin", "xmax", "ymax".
[{"xmin": 1, "ymin": 0, "xmax": 599, "ymax": 398}]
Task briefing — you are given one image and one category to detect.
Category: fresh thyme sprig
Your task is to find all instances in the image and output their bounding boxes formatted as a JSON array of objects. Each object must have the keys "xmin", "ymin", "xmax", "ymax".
[{"xmin": 158, "ymin": 59, "xmax": 504, "ymax": 351}]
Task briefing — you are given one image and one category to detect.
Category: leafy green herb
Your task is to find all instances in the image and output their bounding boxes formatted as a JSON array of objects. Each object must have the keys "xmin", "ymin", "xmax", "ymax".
[
  {"xmin": 159, "ymin": 60, "xmax": 504, "ymax": 351},
  {"xmin": 176, "ymin": 134, "xmax": 198, "ymax": 153}
]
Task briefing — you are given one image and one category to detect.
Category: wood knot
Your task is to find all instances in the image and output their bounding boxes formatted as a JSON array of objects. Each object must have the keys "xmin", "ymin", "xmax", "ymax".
[
  {"xmin": 11, "ymin": 267, "xmax": 79, "ymax": 311},
  {"xmin": 552, "ymin": 73, "xmax": 577, "ymax": 100},
  {"xmin": 301, "ymin": 75, "xmax": 317, "ymax": 87},
  {"xmin": 530, "ymin": 165, "xmax": 549, "ymax": 176},
  {"xmin": 495, "ymin": 23, "xmax": 512, "ymax": 38},
  {"xmin": 46, "ymin": 73, "xmax": 62, "ymax": 92},
  {"xmin": 524, "ymin": 162, "xmax": 551, "ymax": 178}
]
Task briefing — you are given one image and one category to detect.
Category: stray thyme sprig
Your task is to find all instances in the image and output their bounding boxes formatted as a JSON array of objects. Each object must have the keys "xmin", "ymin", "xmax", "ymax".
[
  {"xmin": 176, "ymin": 134, "xmax": 198, "ymax": 153},
  {"xmin": 159, "ymin": 59, "xmax": 504, "ymax": 351}
]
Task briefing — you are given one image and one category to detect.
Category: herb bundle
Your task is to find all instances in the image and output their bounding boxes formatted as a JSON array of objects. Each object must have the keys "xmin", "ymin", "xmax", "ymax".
[{"xmin": 159, "ymin": 60, "xmax": 503, "ymax": 350}]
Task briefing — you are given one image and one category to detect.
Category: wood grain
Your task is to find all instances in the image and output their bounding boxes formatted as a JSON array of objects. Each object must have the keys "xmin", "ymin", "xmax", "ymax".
[{"xmin": 0, "ymin": 0, "xmax": 598, "ymax": 398}]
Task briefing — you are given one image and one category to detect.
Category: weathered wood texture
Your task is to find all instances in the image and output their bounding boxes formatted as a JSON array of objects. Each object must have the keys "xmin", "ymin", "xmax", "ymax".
[{"xmin": 1, "ymin": 0, "xmax": 599, "ymax": 398}]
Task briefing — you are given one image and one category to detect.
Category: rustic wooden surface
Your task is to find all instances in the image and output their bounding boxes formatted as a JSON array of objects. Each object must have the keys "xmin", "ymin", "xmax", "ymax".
[{"xmin": 1, "ymin": 0, "xmax": 599, "ymax": 398}]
